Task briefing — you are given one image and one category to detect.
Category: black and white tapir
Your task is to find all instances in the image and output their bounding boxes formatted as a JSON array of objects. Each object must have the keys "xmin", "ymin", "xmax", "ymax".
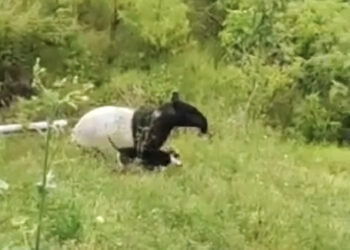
[{"xmin": 71, "ymin": 92, "xmax": 208, "ymax": 166}]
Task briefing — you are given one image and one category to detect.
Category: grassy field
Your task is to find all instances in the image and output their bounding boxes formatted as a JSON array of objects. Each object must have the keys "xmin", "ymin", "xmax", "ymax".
[
  {"xmin": 1, "ymin": 118, "xmax": 349, "ymax": 250},
  {"xmin": 2, "ymin": 0, "xmax": 350, "ymax": 249}
]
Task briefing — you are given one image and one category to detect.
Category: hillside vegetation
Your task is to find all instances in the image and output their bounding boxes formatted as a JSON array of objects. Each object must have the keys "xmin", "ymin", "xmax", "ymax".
[{"xmin": 1, "ymin": 0, "xmax": 350, "ymax": 249}]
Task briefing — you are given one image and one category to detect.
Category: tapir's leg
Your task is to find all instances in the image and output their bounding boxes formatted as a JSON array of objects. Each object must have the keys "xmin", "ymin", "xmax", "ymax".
[
  {"xmin": 115, "ymin": 151, "xmax": 137, "ymax": 173},
  {"xmin": 115, "ymin": 150, "xmax": 124, "ymax": 168}
]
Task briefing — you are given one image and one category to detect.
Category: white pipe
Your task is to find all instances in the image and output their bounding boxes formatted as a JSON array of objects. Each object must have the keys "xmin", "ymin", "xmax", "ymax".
[{"xmin": 0, "ymin": 119, "xmax": 68, "ymax": 135}]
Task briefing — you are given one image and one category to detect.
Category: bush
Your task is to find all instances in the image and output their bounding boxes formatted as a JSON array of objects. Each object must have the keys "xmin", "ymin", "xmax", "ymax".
[
  {"xmin": 120, "ymin": 0, "xmax": 190, "ymax": 53},
  {"xmin": 2, "ymin": 58, "xmax": 93, "ymax": 123},
  {"xmin": 282, "ymin": 0, "xmax": 350, "ymax": 141},
  {"xmin": 0, "ymin": 2, "xmax": 78, "ymax": 71},
  {"xmin": 219, "ymin": 0, "xmax": 288, "ymax": 62},
  {"xmin": 0, "ymin": 1, "xmax": 110, "ymax": 87},
  {"xmin": 48, "ymin": 200, "xmax": 83, "ymax": 243},
  {"xmin": 219, "ymin": 0, "xmax": 350, "ymax": 142}
]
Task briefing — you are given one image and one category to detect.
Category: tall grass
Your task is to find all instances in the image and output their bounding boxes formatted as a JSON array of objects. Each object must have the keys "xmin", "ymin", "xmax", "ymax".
[
  {"xmin": 1, "ymin": 117, "xmax": 350, "ymax": 249},
  {"xmin": 22, "ymin": 59, "xmax": 92, "ymax": 249},
  {"xmin": 1, "ymin": 0, "xmax": 350, "ymax": 248}
]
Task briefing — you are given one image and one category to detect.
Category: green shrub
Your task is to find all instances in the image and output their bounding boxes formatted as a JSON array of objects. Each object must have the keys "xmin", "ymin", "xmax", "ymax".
[
  {"xmin": 292, "ymin": 93, "xmax": 340, "ymax": 142},
  {"xmin": 0, "ymin": 1, "xmax": 110, "ymax": 86},
  {"xmin": 120, "ymin": 0, "xmax": 190, "ymax": 53},
  {"xmin": 48, "ymin": 200, "xmax": 83, "ymax": 243},
  {"xmin": 282, "ymin": 0, "xmax": 350, "ymax": 58},
  {"xmin": 5, "ymin": 58, "xmax": 93, "ymax": 123},
  {"xmin": 0, "ymin": 2, "xmax": 78, "ymax": 70},
  {"xmin": 219, "ymin": 0, "xmax": 288, "ymax": 61},
  {"xmin": 283, "ymin": 1, "xmax": 350, "ymax": 141},
  {"xmin": 218, "ymin": 0, "xmax": 350, "ymax": 142}
]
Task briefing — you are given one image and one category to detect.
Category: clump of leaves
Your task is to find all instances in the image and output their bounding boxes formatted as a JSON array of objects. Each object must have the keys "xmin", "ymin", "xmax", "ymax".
[
  {"xmin": 48, "ymin": 200, "xmax": 83, "ymax": 243},
  {"xmin": 292, "ymin": 93, "xmax": 339, "ymax": 142},
  {"xmin": 219, "ymin": 0, "xmax": 287, "ymax": 61},
  {"xmin": 143, "ymin": 64, "xmax": 179, "ymax": 104},
  {"xmin": 219, "ymin": 0, "xmax": 350, "ymax": 142},
  {"xmin": 120, "ymin": 0, "xmax": 190, "ymax": 53},
  {"xmin": 0, "ymin": 1, "xmax": 79, "ymax": 70},
  {"xmin": 14, "ymin": 58, "xmax": 93, "ymax": 122}
]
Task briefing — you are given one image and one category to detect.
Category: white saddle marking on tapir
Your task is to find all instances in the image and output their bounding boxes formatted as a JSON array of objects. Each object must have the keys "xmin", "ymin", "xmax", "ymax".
[{"xmin": 71, "ymin": 106, "xmax": 135, "ymax": 154}]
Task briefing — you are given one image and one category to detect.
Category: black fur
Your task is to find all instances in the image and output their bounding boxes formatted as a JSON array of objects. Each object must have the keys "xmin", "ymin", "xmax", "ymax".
[
  {"xmin": 119, "ymin": 147, "xmax": 179, "ymax": 170},
  {"xmin": 108, "ymin": 137, "xmax": 179, "ymax": 170},
  {"xmin": 131, "ymin": 92, "xmax": 208, "ymax": 152}
]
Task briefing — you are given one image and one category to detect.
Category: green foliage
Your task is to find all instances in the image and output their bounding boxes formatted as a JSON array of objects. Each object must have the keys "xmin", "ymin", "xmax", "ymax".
[
  {"xmin": 48, "ymin": 200, "xmax": 83, "ymax": 243},
  {"xmin": 282, "ymin": 0, "xmax": 350, "ymax": 58},
  {"xmin": 120, "ymin": 0, "xmax": 191, "ymax": 52},
  {"xmin": 292, "ymin": 93, "xmax": 338, "ymax": 142},
  {"xmin": 74, "ymin": 0, "xmax": 114, "ymax": 30},
  {"xmin": 0, "ymin": 2, "xmax": 78, "ymax": 69},
  {"xmin": 0, "ymin": 0, "xmax": 112, "ymax": 87},
  {"xmin": 3, "ymin": 0, "xmax": 350, "ymax": 248},
  {"xmin": 11, "ymin": 58, "xmax": 93, "ymax": 122},
  {"xmin": 219, "ymin": 0, "xmax": 287, "ymax": 61},
  {"xmin": 218, "ymin": 0, "xmax": 350, "ymax": 141}
]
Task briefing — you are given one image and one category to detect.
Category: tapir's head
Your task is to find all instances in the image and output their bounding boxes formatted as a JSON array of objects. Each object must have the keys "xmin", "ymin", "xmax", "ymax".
[{"xmin": 158, "ymin": 92, "xmax": 208, "ymax": 134}]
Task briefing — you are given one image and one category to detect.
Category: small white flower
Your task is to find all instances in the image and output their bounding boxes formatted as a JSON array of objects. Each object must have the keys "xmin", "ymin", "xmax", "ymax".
[
  {"xmin": 96, "ymin": 216, "xmax": 105, "ymax": 224},
  {"xmin": 0, "ymin": 179, "xmax": 9, "ymax": 194},
  {"xmin": 73, "ymin": 76, "xmax": 79, "ymax": 85},
  {"xmin": 80, "ymin": 96, "xmax": 89, "ymax": 102}
]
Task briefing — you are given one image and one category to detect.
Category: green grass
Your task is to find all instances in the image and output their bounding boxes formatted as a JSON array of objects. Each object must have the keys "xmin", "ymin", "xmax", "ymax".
[
  {"xmin": 1, "ymin": 119, "xmax": 349, "ymax": 250},
  {"xmin": 2, "ymin": 1, "xmax": 350, "ymax": 248}
]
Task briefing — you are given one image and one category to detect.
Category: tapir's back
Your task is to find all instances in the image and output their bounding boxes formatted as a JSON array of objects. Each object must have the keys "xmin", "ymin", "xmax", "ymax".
[{"xmin": 72, "ymin": 106, "xmax": 135, "ymax": 153}]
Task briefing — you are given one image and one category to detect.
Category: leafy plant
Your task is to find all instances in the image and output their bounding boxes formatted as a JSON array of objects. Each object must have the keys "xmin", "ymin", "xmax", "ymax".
[
  {"xmin": 219, "ymin": 0, "xmax": 287, "ymax": 61},
  {"xmin": 120, "ymin": 0, "xmax": 190, "ymax": 52},
  {"xmin": 29, "ymin": 58, "xmax": 92, "ymax": 250},
  {"xmin": 13, "ymin": 58, "xmax": 93, "ymax": 122},
  {"xmin": 49, "ymin": 201, "xmax": 83, "ymax": 243}
]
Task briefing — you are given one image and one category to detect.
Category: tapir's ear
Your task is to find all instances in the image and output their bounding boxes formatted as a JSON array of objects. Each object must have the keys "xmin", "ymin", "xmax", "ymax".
[{"xmin": 171, "ymin": 91, "xmax": 180, "ymax": 102}]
